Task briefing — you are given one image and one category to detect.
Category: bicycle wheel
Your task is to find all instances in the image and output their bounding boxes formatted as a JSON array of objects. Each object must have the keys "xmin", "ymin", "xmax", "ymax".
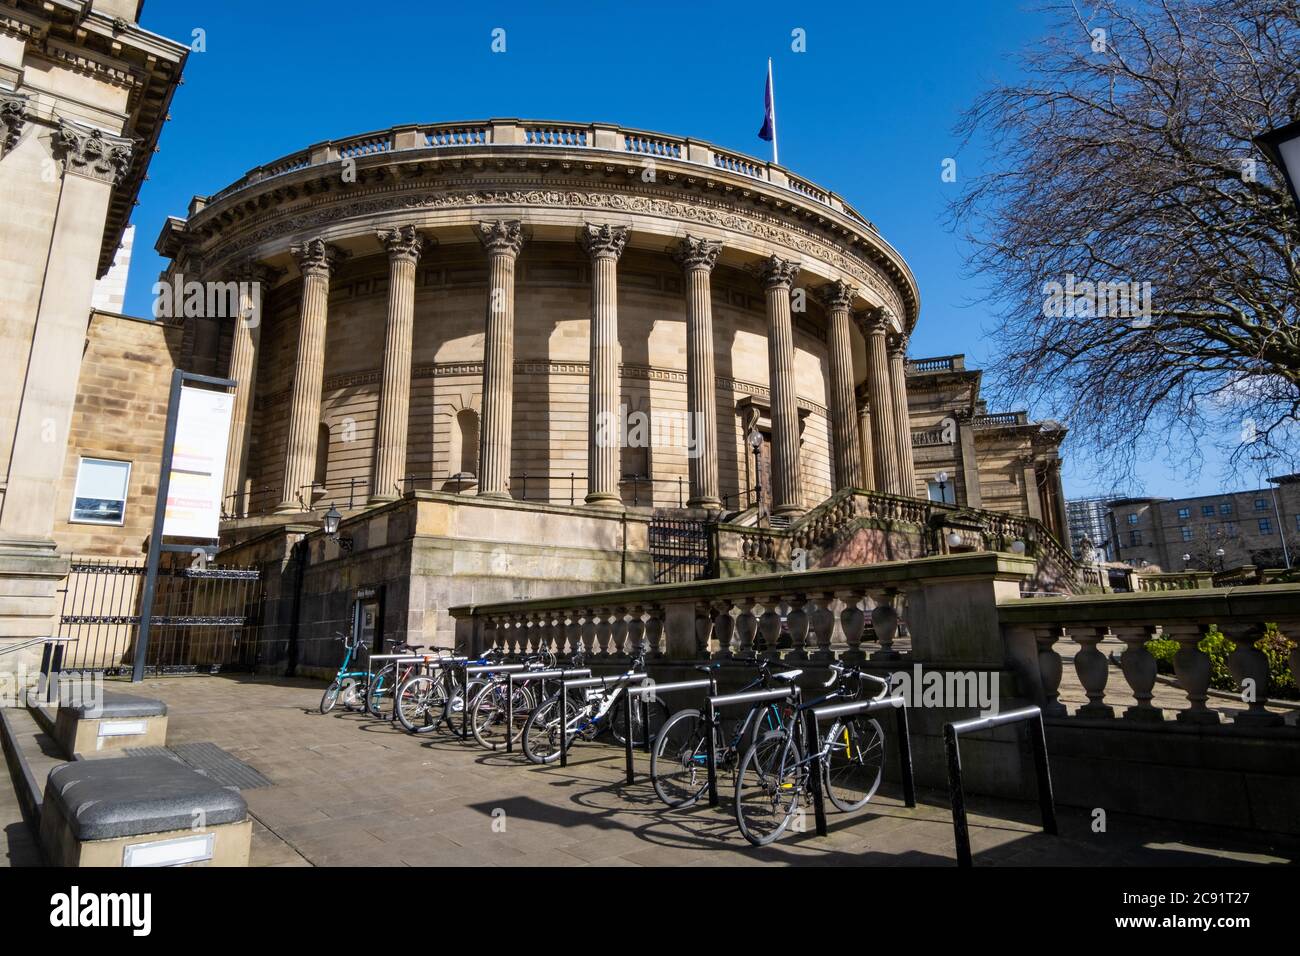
[
  {"xmin": 470, "ymin": 682, "xmax": 534, "ymax": 750},
  {"xmin": 823, "ymin": 717, "xmax": 886, "ymax": 813},
  {"xmin": 320, "ymin": 680, "xmax": 341, "ymax": 714},
  {"xmin": 396, "ymin": 674, "xmax": 444, "ymax": 734},
  {"xmin": 734, "ymin": 729, "xmax": 804, "ymax": 847},
  {"xmin": 341, "ymin": 678, "xmax": 367, "ymax": 712},
  {"xmin": 650, "ymin": 708, "xmax": 714, "ymax": 808},
  {"xmin": 609, "ymin": 694, "xmax": 670, "ymax": 746},
  {"xmin": 521, "ymin": 694, "xmax": 574, "ymax": 765},
  {"xmin": 366, "ymin": 665, "xmax": 396, "ymax": 719}
]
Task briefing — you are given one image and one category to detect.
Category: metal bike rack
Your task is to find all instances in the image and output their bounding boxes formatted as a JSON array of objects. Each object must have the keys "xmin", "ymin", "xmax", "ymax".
[
  {"xmin": 804, "ymin": 695, "xmax": 916, "ymax": 838},
  {"xmin": 621, "ymin": 675, "xmax": 718, "ymax": 785},
  {"xmin": 460, "ymin": 663, "xmax": 533, "ymax": 740},
  {"xmin": 943, "ymin": 705, "xmax": 1057, "ymax": 867},
  {"xmin": 551, "ymin": 672, "xmax": 645, "ymax": 768},
  {"xmin": 369, "ymin": 653, "xmax": 465, "ymax": 725},
  {"xmin": 502, "ymin": 667, "xmax": 592, "ymax": 755},
  {"xmin": 704, "ymin": 686, "xmax": 801, "ymax": 808}
]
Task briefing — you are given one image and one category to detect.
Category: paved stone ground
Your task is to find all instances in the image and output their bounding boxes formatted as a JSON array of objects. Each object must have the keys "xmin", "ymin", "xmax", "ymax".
[{"xmin": 47, "ymin": 673, "xmax": 1288, "ymax": 868}]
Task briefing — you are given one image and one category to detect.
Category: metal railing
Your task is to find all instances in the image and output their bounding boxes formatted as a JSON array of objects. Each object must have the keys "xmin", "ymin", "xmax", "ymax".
[
  {"xmin": 619, "ymin": 675, "xmax": 718, "ymax": 784},
  {"xmin": 943, "ymin": 705, "xmax": 1057, "ymax": 867},
  {"xmin": 703, "ymin": 686, "xmax": 802, "ymax": 807},
  {"xmin": 501, "ymin": 666, "xmax": 592, "ymax": 755}
]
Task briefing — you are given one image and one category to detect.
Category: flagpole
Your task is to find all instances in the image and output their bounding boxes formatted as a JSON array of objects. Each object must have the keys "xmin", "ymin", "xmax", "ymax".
[{"xmin": 768, "ymin": 57, "xmax": 778, "ymax": 165}]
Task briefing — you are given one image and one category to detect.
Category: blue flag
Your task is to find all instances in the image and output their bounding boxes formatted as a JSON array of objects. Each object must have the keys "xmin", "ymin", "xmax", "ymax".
[{"xmin": 758, "ymin": 61, "xmax": 775, "ymax": 143}]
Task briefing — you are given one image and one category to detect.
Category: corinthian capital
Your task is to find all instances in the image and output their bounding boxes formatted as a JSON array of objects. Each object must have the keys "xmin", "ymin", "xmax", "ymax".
[
  {"xmin": 757, "ymin": 254, "xmax": 801, "ymax": 291},
  {"xmin": 580, "ymin": 222, "xmax": 630, "ymax": 260},
  {"xmin": 477, "ymin": 219, "xmax": 525, "ymax": 257},
  {"xmin": 888, "ymin": 332, "xmax": 910, "ymax": 357},
  {"xmin": 291, "ymin": 238, "xmax": 348, "ymax": 278},
  {"xmin": 231, "ymin": 258, "xmax": 285, "ymax": 288},
  {"xmin": 1, "ymin": 91, "xmax": 28, "ymax": 154},
  {"xmin": 816, "ymin": 280, "xmax": 858, "ymax": 312},
  {"xmin": 673, "ymin": 235, "xmax": 722, "ymax": 272},
  {"xmin": 378, "ymin": 225, "xmax": 428, "ymax": 263},
  {"xmin": 859, "ymin": 306, "xmax": 895, "ymax": 337},
  {"xmin": 53, "ymin": 119, "xmax": 135, "ymax": 185}
]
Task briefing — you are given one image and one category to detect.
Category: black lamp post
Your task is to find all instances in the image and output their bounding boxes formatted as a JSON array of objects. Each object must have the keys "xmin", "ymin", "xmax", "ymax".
[
  {"xmin": 1256, "ymin": 118, "xmax": 1300, "ymax": 215},
  {"xmin": 323, "ymin": 504, "xmax": 353, "ymax": 553},
  {"xmin": 748, "ymin": 428, "xmax": 765, "ymax": 520}
]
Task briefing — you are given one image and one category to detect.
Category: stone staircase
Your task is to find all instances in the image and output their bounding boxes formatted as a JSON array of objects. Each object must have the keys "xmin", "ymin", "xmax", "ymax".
[{"xmin": 0, "ymin": 703, "xmax": 67, "ymax": 865}]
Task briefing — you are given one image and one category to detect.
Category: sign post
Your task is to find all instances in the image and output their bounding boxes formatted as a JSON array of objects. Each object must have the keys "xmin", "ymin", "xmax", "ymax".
[{"xmin": 132, "ymin": 370, "xmax": 235, "ymax": 683}]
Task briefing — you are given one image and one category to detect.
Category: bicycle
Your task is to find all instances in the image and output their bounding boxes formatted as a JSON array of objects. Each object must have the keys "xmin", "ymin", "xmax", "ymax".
[
  {"xmin": 320, "ymin": 632, "xmax": 370, "ymax": 714},
  {"xmin": 467, "ymin": 650, "xmax": 556, "ymax": 750},
  {"xmin": 648, "ymin": 658, "xmax": 796, "ymax": 809},
  {"xmin": 393, "ymin": 648, "xmax": 504, "ymax": 735},
  {"xmin": 733, "ymin": 663, "xmax": 890, "ymax": 846},
  {"xmin": 365, "ymin": 640, "xmax": 429, "ymax": 719},
  {"xmin": 521, "ymin": 649, "xmax": 669, "ymax": 765}
]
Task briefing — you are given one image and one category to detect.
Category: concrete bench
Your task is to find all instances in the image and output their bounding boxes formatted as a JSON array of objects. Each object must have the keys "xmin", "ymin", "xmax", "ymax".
[
  {"xmin": 40, "ymin": 755, "xmax": 251, "ymax": 866},
  {"xmin": 54, "ymin": 690, "xmax": 168, "ymax": 758}
]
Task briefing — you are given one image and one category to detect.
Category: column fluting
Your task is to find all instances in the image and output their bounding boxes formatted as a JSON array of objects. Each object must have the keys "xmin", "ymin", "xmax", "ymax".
[
  {"xmin": 862, "ymin": 307, "xmax": 901, "ymax": 496},
  {"xmin": 277, "ymin": 239, "xmax": 346, "ymax": 513},
  {"xmin": 476, "ymin": 220, "xmax": 525, "ymax": 499},
  {"xmin": 582, "ymin": 223, "xmax": 630, "ymax": 509},
  {"xmin": 371, "ymin": 226, "xmax": 426, "ymax": 503},
  {"xmin": 675, "ymin": 235, "xmax": 722, "ymax": 510},
  {"xmin": 760, "ymin": 254, "xmax": 804, "ymax": 517},
  {"xmin": 223, "ymin": 260, "xmax": 281, "ymax": 517},
  {"xmin": 888, "ymin": 332, "xmax": 917, "ymax": 497},
  {"xmin": 818, "ymin": 281, "xmax": 865, "ymax": 491}
]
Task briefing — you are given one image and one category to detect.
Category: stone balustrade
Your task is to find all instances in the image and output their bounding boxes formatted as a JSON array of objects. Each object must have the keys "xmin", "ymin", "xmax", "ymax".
[
  {"xmin": 199, "ymin": 118, "xmax": 877, "ymax": 232},
  {"xmin": 449, "ymin": 551, "xmax": 1038, "ymax": 667},
  {"xmin": 1000, "ymin": 585, "xmax": 1300, "ymax": 727},
  {"xmin": 1134, "ymin": 571, "xmax": 1215, "ymax": 591}
]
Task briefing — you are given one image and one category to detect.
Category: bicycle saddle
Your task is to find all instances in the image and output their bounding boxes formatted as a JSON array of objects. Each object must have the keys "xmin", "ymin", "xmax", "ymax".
[
  {"xmin": 772, "ymin": 669, "xmax": 803, "ymax": 682},
  {"xmin": 693, "ymin": 663, "xmax": 720, "ymax": 673}
]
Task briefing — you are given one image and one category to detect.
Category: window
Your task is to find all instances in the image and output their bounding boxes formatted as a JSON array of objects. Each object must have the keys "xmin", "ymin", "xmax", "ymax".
[
  {"xmin": 1180, "ymin": 526, "xmax": 1192, "ymax": 542},
  {"xmin": 1177, "ymin": 507, "xmax": 1190, "ymax": 519},
  {"xmin": 1255, "ymin": 498, "xmax": 1268, "ymax": 511},
  {"xmin": 927, "ymin": 480, "xmax": 956, "ymax": 504},
  {"xmin": 1201, "ymin": 505, "xmax": 1215, "ymax": 517},
  {"xmin": 70, "ymin": 457, "xmax": 131, "ymax": 525},
  {"xmin": 1127, "ymin": 513, "xmax": 1139, "ymax": 525},
  {"xmin": 1227, "ymin": 522, "xmax": 1238, "ymax": 537},
  {"xmin": 1259, "ymin": 518, "xmax": 1272, "ymax": 534},
  {"xmin": 1129, "ymin": 530, "xmax": 1142, "ymax": 546},
  {"xmin": 1219, "ymin": 503, "xmax": 1232, "ymax": 516}
]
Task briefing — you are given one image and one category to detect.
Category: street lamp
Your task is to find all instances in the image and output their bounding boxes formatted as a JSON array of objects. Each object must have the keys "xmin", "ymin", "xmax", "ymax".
[
  {"xmin": 934, "ymin": 470, "xmax": 949, "ymax": 505},
  {"xmin": 748, "ymin": 428, "xmax": 765, "ymax": 521},
  {"xmin": 1256, "ymin": 118, "xmax": 1300, "ymax": 215},
  {"xmin": 1215, "ymin": 547, "xmax": 1226, "ymax": 573},
  {"xmin": 322, "ymin": 504, "xmax": 353, "ymax": 553}
]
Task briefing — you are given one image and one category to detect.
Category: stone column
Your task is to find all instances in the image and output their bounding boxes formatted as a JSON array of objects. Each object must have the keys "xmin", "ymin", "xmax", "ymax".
[
  {"xmin": 223, "ymin": 261, "xmax": 282, "ymax": 517},
  {"xmin": 675, "ymin": 235, "xmax": 722, "ymax": 509},
  {"xmin": 759, "ymin": 255, "xmax": 804, "ymax": 517},
  {"xmin": 819, "ymin": 281, "xmax": 865, "ymax": 491},
  {"xmin": 862, "ymin": 308, "xmax": 900, "ymax": 495},
  {"xmin": 582, "ymin": 223, "xmax": 630, "ymax": 509},
  {"xmin": 277, "ymin": 238, "xmax": 346, "ymax": 513},
  {"xmin": 371, "ymin": 226, "xmax": 426, "ymax": 503},
  {"xmin": 856, "ymin": 392, "xmax": 875, "ymax": 492},
  {"xmin": 888, "ymin": 332, "xmax": 917, "ymax": 497},
  {"xmin": 1021, "ymin": 455, "xmax": 1044, "ymax": 520},
  {"xmin": 476, "ymin": 220, "xmax": 525, "ymax": 499}
]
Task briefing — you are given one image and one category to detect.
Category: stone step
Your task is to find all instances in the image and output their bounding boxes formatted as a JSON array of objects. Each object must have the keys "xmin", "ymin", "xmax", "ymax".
[{"xmin": 0, "ymin": 704, "xmax": 68, "ymax": 865}]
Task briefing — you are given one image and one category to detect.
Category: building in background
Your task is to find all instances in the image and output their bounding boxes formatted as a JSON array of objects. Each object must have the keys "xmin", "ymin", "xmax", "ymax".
[
  {"xmin": 1066, "ymin": 496, "xmax": 1115, "ymax": 560},
  {"xmin": 1109, "ymin": 477, "xmax": 1299, "ymax": 572},
  {"xmin": 904, "ymin": 354, "xmax": 1070, "ymax": 547},
  {"xmin": 90, "ymin": 224, "xmax": 135, "ymax": 312}
]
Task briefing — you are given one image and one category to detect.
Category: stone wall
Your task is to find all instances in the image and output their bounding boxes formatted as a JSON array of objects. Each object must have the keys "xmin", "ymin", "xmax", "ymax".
[{"xmin": 50, "ymin": 312, "xmax": 183, "ymax": 558}]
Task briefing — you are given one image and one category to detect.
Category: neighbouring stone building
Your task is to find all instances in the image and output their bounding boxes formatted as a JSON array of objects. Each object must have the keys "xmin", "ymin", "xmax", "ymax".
[
  {"xmin": 1109, "ymin": 479, "xmax": 1300, "ymax": 573},
  {"xmin": 0, "ymin": 0, "xmax": 185, "ymax": 668}
]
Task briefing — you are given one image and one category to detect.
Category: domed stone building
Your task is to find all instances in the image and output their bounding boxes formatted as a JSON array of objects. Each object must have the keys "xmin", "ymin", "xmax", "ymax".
[{"xmin": 136, "ymin": 119, "xmax": 1072, "ymax": 669}]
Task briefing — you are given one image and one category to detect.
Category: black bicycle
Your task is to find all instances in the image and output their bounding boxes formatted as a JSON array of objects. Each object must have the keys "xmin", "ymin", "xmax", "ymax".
[
  {"xmin": 648, "ymin": 659, "xmax": 797, "ymax": 809},
  {"xmin": 734, "ymin": 663, "xmax": 890, "ymax": 846}
]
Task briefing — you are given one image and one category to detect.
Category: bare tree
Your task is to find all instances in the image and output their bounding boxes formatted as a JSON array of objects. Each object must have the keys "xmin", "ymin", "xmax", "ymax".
[{"xmin": 950, "ymin": 0, "xmax": 1300, "ymax": 489}]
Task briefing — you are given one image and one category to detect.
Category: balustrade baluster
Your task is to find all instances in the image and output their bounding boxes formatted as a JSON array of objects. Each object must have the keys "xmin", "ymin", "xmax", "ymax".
[
  {"xmin": 645, "ymin": 606, "xmax": 665, "ymax": 658},
  {"xmin": 712, "ymin": 602, "xmax": 735, "ymax": 659},
  {"xmin": 627, "ymin": 605, "xmax": 646, "ymax": 658},
  {"xmin": 1074, "ymin": 627, "xmax": 1114, "ymax": 718},
  {"xmin": 785, "ymin": 595, "xmax": 809, "ymax": 661},
  {"xmin": 869, "ymin": 592, "xmax": 901, "ymax": 661},
  {"xmin": 694, "ymin": 604, "xmax": 713, "ymax": 659},
  {"xmin": 611, "ymin": 607, "xmax": 629, "ymax": 658},
  {"xmin": 1223, "ymin": 623, "xmax": 1283, "ymax": 727},
  {"xmin": 1163, "ymin": 623, "xmax": 1218, "ymax": 724},
  {"xmin": 1114, "ymin": 625, "xmax": 1163, "ymax": 721},
  {"xmin": 758, "ymin": 598, "xmax": 783, "ymax": 661},
  {"xmin": 736, "ymin": 599, "xmax": 759, "ymax": 658},
  {"xmin": 838, "ymin": 589, "xmax": 866, "ymax": 663},
  {"xmin": 1033, "ymin": 625, "xmax": 1068, "ymax": 717},
  {"xmin": 808, "ymin": 593, "xmax": 835, "ymax": 662}
]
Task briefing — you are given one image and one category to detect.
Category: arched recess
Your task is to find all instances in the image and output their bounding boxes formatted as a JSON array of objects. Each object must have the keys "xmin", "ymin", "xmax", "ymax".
[
  {"xmin": 442, "ymin": 388, "xmax": 482, "ymax": 492},
  {"xmin": 312, "ymin": 421, "xmax": 330, "ymax": 504}
]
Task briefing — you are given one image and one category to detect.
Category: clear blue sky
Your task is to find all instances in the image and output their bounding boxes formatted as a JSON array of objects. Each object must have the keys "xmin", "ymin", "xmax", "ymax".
[{"xmin": 123, "ymin": 0, "xmax": 1241, "ymax": 501}]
